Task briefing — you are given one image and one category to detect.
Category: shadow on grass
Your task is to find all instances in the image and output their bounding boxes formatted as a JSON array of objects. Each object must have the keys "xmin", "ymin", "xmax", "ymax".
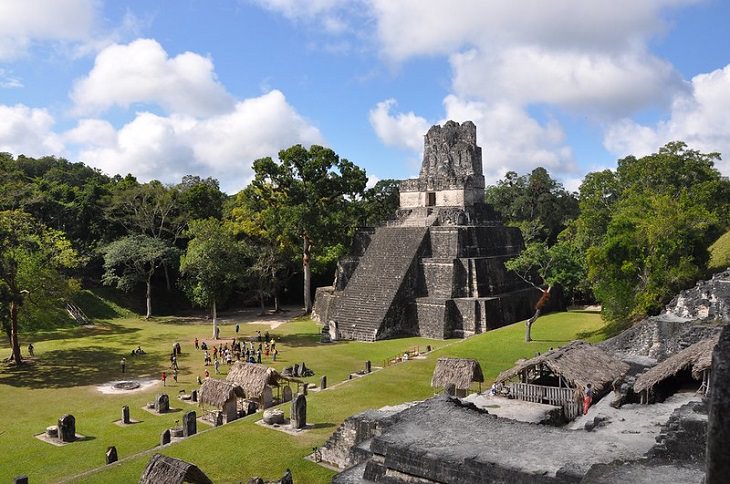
[
  {"xmin": 0, "ymin": 346, "xmax": 162, "ymax": 389},
  {"xmin": 22, "ymin": 321, "xmax": 141, "ymax": 345},
  {"xmin": 310, "ymin": 422, "xmax": 336, "ymax": 430},
  {"xmin": 275, "ymin": 333, "xmax": 323, "ymax": 348},
  {"xmin": 530, "ymin": 338, "xmax": 575, "ymax": 344},
  {"xmin": 576, "ymin": 320, "xmax": 632, "ymax": 340}
]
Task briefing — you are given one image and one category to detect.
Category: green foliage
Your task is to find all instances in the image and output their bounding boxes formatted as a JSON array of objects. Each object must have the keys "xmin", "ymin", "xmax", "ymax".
[
  {"xmin": 485, "ymin": 167, "xmax": 579, "ymax": 243},
  {"xmin": 100, "ymin": 235, "xmax": 177, "ymax": 293},
  {"xmin": 179, "ymin": 218, "xmax": 246, "ymax": 308},
  {"xmin": 575, "ymin": 142, "xmax": 730, "ymax": 323},
  {"xmin": 0, "ymin": 210, "xmax": 79, "ymax": 358},
  {"xmin": 359, "ymin": 178, "xmax": 400, "ymax": 226},
  {"xmin": 505, "ymin": 241, "xmax": 586, "ymax": 300}
]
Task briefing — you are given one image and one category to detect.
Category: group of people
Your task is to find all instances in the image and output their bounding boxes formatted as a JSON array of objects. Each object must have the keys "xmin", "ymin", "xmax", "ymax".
[{"xmin": 574, "ymin": 383, "xmax": 594, "ymax": 415}]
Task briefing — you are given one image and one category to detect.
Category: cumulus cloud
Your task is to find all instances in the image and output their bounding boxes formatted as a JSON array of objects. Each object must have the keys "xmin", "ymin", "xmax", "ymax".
[
  {"xmin": 368, "ymin": 99, "xmax": 430, "ymax": 153},
  {"xmin": 604, "ymin": 64, "xmax": 730, "ymax": 176},
  {"xmin": 0, "ymin": 0, "xmax": 97, "ymax": 60},
  {"xmin": 66, "ymin": 90, "xmax": 324, "ymax": 193},
  {"xmin": 0, "ymin": 104, "xmax": 63, "ymax": 156},
  {"xmin": 71, "ymin": 39, "xmax": 235, "ymax": 117},
  {"xmin": 250, "ymin": 0, "xmax": 358, "ymax": 34}
]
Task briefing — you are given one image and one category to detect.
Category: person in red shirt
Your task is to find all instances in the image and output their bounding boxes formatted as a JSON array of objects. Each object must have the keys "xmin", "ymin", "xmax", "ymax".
[{"xmin": 161, "ymin": 371, "xmax": 167, "ymax": 386}]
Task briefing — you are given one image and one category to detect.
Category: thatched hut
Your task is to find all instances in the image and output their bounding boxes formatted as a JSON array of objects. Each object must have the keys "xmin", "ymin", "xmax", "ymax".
[
  {"xmin": 198, "ymin": 378, "xmax": 245, "ymax": 423},
  {"xmin": 495, "ymin": 341, "xmax": 630, "ymax": 420},
  {"xmin": 633, "ymin": 334, "xmax": 719, "ymax": 404},
  {"xmin": 431, "ymin": 358, "xmax": 484, "ymax": 397},
  {"xmin": 226, "ymin": 362, "xmax": 282, "ymax": 409},
  {"xmin": 139, "ymin": 454, "xmax": 212, "ymax": 484}
]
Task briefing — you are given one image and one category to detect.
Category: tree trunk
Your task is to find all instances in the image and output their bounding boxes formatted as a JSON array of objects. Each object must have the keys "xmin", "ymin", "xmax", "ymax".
[
  {"xmin": 163, "ymin": 262, "xmax": 171, "ymax": 292},
  {"xmin": 212, "ymin": 299, "xmax": 218, "ymax": 339},
  {"xmin": 258, "ymin": 293, "xmax": 265, "ymax": 316},
  {"xmin": 10, "ymin": 301, "xmax": 22, "ymax": 365},
  {"xmin": 145, "ymin": 274, "xmax": 152, "ymax": 319},
  {"xmin": 525, "ymin": 286, "xmax": 552, "ymax": 342},
  {"xmin": 525, "ymin": 309, "xmax": 541, "ymax": 342},
  {"xmin": 303, "ymin": 234, "xmax": 312, "ymax": 313},
  {"xmin": 274, "ymin": 294, "xmax": 281, "ymax": 313}
]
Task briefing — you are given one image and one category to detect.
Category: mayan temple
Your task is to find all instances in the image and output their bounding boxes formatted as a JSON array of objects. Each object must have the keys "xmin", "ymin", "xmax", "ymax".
[{"xmin": 313, "ymin": 120, "xmax": 548, "ymax": 341}]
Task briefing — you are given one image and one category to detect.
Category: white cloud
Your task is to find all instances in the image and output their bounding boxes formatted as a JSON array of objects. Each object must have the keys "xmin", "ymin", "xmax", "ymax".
[
  {"xmin": 71, "ymin": 39, "xmax": 235, "ymax": 117},
  {"xmin": 67, "ymin": 90, "xmax": 324, "ymax": 193},
  {"xmin": 0, "ymin": 104, "xmax": 63, "ymax": 156},
  {"xmin": 251, "ymin": 0, "xmax": 357, "ymax": 34},
  {"xmin": 0, "ymin": 0, "xmax": 98, "ymax": 60},
  {"xmin": 604, "ymin": 64, "xmax": 730, "ymax": 176},
  {"xmin": 368, "ymin": 99, "xmax": 430, "ymax": 152}
]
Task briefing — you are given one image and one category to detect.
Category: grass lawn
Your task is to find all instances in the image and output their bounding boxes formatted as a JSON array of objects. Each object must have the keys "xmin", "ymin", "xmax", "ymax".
[
  {"xmin": 709, "ymin": 229, "xmax": 730, "ymax": 271},
  {"xmin": 0, "ymin": 308, "xmax": 604, "ymax": 483}
]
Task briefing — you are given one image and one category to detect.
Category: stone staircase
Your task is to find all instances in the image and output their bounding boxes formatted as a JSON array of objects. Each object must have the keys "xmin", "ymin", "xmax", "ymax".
[{"xmin": 332, "ymin": 227, "xmax": 428, "ymax": 341}]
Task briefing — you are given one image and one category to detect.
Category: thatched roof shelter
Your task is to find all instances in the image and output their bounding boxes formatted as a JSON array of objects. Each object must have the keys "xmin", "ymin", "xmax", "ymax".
[
  {"xmin": 226, "ymin": 362, "xmax": 281, "ymax": 399},
  {"xmin": 139, "ymin": 454, "xmax": 212, "ymax": 484},
  {"xmin": 495, "ymin": 340, "xmax": 630, "ymax": 393},
  {"xmin": 198, "ymin": 378, "xmax": 244, "ymax": 407},
  {"xmin": 431, "ymin": 358, "xmax": 484, "ymax": 390},
  {"xmin": 634, "ymin": 334, "xmax": 719, "ymax": 394}
]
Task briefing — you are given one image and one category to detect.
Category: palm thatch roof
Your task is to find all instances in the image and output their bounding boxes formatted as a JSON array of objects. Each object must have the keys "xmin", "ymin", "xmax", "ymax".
[
  {"xmin": 634, "ymin": 334, "xmax": 720, "ymax": 394},
  {"xmin": 431, "ymin": 358, "xmax": 484, "ymax": 390},
  {"xmin": 139, "ymin": 454, "xmax": 212, "ymax": 484},
  {"xmin": 225, "ymin": 362, "xmax": 281, "ymax": 399},
  {"xmin": 198, "ymin": 378, "xmax": 245, "ymax": 407},
  {"xmin": 495, "ymin": 340, "xmax": 630, "ymax": 393}
]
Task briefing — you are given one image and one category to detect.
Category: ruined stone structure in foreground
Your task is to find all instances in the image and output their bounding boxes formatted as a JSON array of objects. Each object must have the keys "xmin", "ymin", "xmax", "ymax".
[{"xmin": 314, "ymin": 121, "xmax": 550, "ymax": 341}]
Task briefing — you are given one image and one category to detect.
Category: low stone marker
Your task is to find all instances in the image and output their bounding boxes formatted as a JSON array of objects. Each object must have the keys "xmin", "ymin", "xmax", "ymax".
[
  {"xmin": 13, "ymin": 476, "xmax": 28, "ymax": 484},
  {"xmin": 106, "ymin": 446, "xmax": 118, "ymax": 464},
  {"xmin": 282, "ymin": 386, "xmax": 293, "ymax": 402},
  {"xmin": 154, "ymin": 394, "xmax": 169, "ymax": 414},
  {"xmin": 291, "ymin": 394, "xmax": 307, "ymax": 429},
  {"xmin": 58, "ymin": 414, "xmax": 76, "ymax": 442},
  {"xmin": 263, "ymin": 409, "xmax": 285, "ymax": 425},
  {"xmin": 46, "ymin": 426, "xmax": 58, "ymax": 438},
  {"xmin": 320, "ymin": 375, "xmax": 327, "ymax": 390},
  {"xmin": 365, "ymin": 360, "xmax": 371, "ymax": 373},
  {"xmin": 191, "ymin": 390, "xmax": 198, "ymax": 402},
  {"xmin": 182, "ymin": 411, "xmax": 196, "ymax": 437},
  {"xmin": 122, "ymin": 405, "xmax": 130, "ymax": 424},
  {"xmin": 160, "ymin": 429, "xmax": 171, "ymax": 446},
  {"xmin": 279, "ymin": 468, "xmax": 293, "ymax": 484}
]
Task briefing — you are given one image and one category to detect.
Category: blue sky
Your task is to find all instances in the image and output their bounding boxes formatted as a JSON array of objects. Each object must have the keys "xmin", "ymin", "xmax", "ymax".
[{"xmin": 1, "ymin": 0, "xmax": 729, "ymax": 193}]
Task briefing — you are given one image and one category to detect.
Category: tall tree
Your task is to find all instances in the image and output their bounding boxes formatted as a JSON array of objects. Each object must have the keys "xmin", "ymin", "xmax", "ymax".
[
  {"xmin": 485, "ymin": 167, "xmax": 579, "ymax": 244},
  {"xmin": 505, "ymin": 241, "xmax": 585, "ymax": 342},
  {"xmin": 0, "ymin": 210, "xmax": 78, "ymax": 364},
  {"xmin": 179, "ymin": 219, "xmax": 246, "ymax": 338},
  {"xmin": 100, "ymin": 235, "xmax": 177, "ymax": 319},
  {"xmin": 231, "ymin": 144, "xmax": 367, "ymax": 312}
]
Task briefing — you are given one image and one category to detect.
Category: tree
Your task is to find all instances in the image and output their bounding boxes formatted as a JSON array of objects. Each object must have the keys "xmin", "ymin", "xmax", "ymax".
[
  {"xmin": 231, "ymin": 144, "xmax": 367, "ymax": 312},
  {"xmin": 100, "ymin": 235, "xmax": 177, "ymax": 319},
  {"xmin": 179, "ymin": 219, "xmax": 246, "ymax": 338},
  {"xmin": 575, "ymin": 142, "xmax": 730, "ymax": 324},
  {"xmin": 505, "ymin": 241, "xmax": 585, "ymax": 342},
  {"xmin": 0, "ymin": 210, "xmax": 77, "ymax": 364},
  {"xmin": 485, "ymin": 167, "xmax": 579, "ymax": 244},
  {"xmin": 358, "ymin": 179, "xmax": 400, "ymax": 226},
  {"xmin": 177, "ymin": 175, "xmax": 227, "ymax": 221}
]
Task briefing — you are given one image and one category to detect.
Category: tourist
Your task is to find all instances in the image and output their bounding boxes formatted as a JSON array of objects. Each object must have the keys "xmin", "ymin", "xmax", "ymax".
[
  {"xmin": 197, "ymin": 375, "xmax": 202, "ymax": 385},
  {"xmin": 215, "ymin": 327, "xmax": 220, "ymax": 339},
  {"xmin": 204, "ymin": 369, "xmax": 209, "ymax": 379},
  {"xmin": 270, "ymin": 338, "xmax": 276, "ymax": 350},
  {"xmin": 27, "ymin": 342, "xmax": 34, "ymax": 357},
  {"xmin": 235, "ymin": 323, "xmax": 240, "ymax": 334},
  {"xmin": 257, "ymin": 349, "xmax": 262, "ymax": 364},
  {"xmin": 272, "ymin": 348, "xmax": 278, "ymax": 362},
  {"xmin": 264, "ymin": 331, "xmax": 270, "ymax": 342},
  {"xmin": 162, "ymin": 371, "xmax": 167, "ymax": 386},
  {"xmin": 212, "ymin": 346, "xmax": 218, "ymax": 359},
  {"xmin": 194, "ymin": 337, "xmax": 199, "ymax": 350},
  {"xmin": 226, "ymin": 350, "xmax": 232, "ymax": 365},
  {"xmin": 583, "ymin": 383, "xmax": 593, "ymax": 415},
  {"xmin": 173, "ymin": 368, "xmax": 178, "ymax": 383},
  {"xmin": 256, "ymin": 330, "xmax": 261, "ymax": 342},
  {"xmin": 201, "ymin": 341, "xmax": 208, "ymax": 350},
  {"xmin": 120, "ymin": 357, "xmax": 126, "ymax": 373},
  {"xmin": 574, "ymin": 385, "xmax": 584, "ymax": 415},
  {"xmin": 214, "ymin": 358, "xmax": 220, "ymax": 374}
]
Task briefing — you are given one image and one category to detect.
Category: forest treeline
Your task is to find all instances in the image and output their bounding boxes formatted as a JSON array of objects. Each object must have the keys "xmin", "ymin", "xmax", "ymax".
[{"xmin": 1, "ymin": 141, "xmax": 729, "ymax": 362}]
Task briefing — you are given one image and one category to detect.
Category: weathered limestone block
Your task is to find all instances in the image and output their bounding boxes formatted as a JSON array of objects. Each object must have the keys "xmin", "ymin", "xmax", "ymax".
[
  {"xmin": 291, "ymin": 394, "xmax": 307, "ymax": 429},
  {"xmin": 282, "ymin": 386, "xmax": 292, "ymax": 402},
  {"xmin": 160, "ymin": 429, "xmax": 171, "ymax": 445},
  {"xmin": 706, "ymin": 324, "xmax": 730, "ymax": 483},
  {"xmin": 57, "ymin": 414, "xmax": 76, "ymax": 442},
  {"xmin": 182, "ymin": 410, "xmax": 196, "ymax": 437},
  {"xmin": 320, "ymin": 375, "xmax": 327, "ymax": 390},
  {"xmin": 122, "ymin": 405, "xmax": 130, "ymax": 424},
  {"xmin": 154, "ymin": 394, "xmax": 169, "ymax": 413},
  {"xmin": 263, "ymin": 409, "xmax": 285, "ymax": 425},
  {"xmin": 13, "ymin": 476, "xmax": 28, "ymax": 484},
  {"xmin": 191, "ymin": 389, "xmax": 198, "ymax": 402}
]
